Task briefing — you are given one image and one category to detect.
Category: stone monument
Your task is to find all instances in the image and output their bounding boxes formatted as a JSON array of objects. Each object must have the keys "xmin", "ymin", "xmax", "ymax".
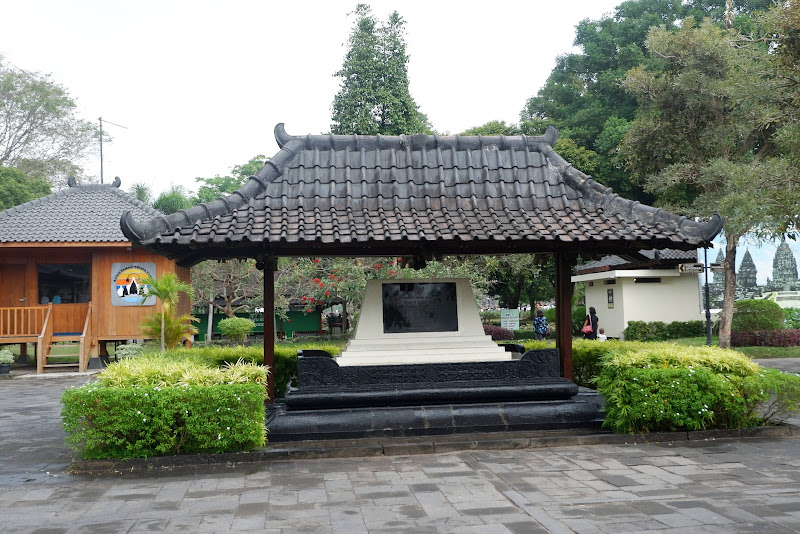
[{"xmin": 336, "ymin": 278, "xmax": 509, "ymax": 365}]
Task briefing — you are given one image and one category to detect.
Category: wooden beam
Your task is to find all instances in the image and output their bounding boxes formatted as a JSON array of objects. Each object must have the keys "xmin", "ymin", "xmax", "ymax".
[
  {"xmin": 554, "ymin": 252, "xmax": 575, "ymax": 380},
  {"xmin": 263, "ymin": 256, "xmax": 276, "ymax": 402}
]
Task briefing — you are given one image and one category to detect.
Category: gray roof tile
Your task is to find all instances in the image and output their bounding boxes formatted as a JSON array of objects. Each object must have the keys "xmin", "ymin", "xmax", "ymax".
[
  {"xmin": 0, "ymin": 181, "xmax": 160, "ymax": 243},
  {"xmin": 121, "ymin": 124, "xmax": 723, "ymax": 264}
]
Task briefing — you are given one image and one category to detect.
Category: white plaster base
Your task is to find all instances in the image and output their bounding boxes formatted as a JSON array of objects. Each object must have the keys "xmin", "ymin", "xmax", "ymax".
[{"xmin": 336, "ymin": 278, "xmax": 510, "ymax": 366}]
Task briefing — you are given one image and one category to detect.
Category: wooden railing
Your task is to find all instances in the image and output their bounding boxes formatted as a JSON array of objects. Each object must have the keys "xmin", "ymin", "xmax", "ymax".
[
  {"xmin": 79, "ymin": 302, "xmax": 93, "ymax": 372},
  {"xmin": 0, "ymin": 305, "xmax": 48, "ymax": 339},
  {"xmin": 37, "ymin": 305, "xmax": 54, "ymax": 374}
]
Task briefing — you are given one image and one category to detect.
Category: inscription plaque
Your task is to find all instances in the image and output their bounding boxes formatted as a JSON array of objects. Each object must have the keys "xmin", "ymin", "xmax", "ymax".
[{"xmin": 382, "ymin": 282, "xmax": 458, "ymax": 333}]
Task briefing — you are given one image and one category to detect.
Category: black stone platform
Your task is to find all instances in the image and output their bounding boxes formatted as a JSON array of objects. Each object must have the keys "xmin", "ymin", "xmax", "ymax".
[{"xmin": 266, "ymin": 349, "xmax": 605, "ymax": 442}]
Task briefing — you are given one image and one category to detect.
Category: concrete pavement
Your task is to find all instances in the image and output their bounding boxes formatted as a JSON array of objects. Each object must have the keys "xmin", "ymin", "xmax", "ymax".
[{"xmin": 1, "ymin": 360, "xmax": 800, "ymax": 533}]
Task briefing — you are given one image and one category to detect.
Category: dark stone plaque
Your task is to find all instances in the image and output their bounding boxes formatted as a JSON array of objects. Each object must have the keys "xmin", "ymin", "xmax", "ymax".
[{"xmin": 382, "ymin": 282, "xmax": 458, "ymax": 333}]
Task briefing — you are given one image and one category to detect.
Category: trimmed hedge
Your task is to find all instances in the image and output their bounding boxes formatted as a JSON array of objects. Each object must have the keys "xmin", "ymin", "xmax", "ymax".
[
  {"xmin": 731, "ymin": 329, "xmax": 800, "ymax": 347},
  {"xmin": 483, "ymin": 324, "xmax": 514, "ymax": 341},
  {"xmin": 732, "ymin": 299, "xmax": 785, "ymax": 331},
  {"xmin": 623, "ymin": 320, "xmax": 706, "ymax": 342},
  {"xmin": 62, "ymin": 383, "xmax": 266, "ymax": 459},
  {"xmin": 597, "ymin": 342, "xmax": 800, "ymax": 433},
  {"xmin": 217, "ymin": 317, "xmax": 256, "ymax": 343}
]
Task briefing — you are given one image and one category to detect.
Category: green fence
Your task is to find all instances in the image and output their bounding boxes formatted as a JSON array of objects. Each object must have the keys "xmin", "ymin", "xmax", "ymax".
[{"xmin": 194, "ymin": 310, "xmax": 322, "ymax": 341}]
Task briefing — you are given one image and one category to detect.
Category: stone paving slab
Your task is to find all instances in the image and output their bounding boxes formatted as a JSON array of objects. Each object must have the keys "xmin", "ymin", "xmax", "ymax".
[{"xmin": 2, "ymin": 360, "xmax": 800, "ymax": 532}]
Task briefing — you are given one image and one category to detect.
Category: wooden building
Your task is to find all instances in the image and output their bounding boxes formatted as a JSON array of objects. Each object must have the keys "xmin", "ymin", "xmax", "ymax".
[
  {"xmin": 0, "ymin": 178, "xmax": 190, "ymax": 372},
  {"xmin": 121, "ymin": 124, "xmax": 723, "ymax": 400}
]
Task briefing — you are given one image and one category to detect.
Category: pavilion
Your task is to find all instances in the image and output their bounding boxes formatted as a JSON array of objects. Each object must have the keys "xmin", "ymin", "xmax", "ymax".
[{"xmin": 122, "ymin": 124, "xmax": 722, "ymax": 401}]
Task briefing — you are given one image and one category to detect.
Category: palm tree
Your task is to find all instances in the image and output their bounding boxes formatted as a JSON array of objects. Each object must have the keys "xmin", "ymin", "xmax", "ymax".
[{"xmin": 140, "ymin": 273, "xmax": 194, "ymax": 351}]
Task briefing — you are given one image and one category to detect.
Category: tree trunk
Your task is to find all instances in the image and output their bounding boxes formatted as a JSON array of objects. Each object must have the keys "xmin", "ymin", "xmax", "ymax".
[
  {"xmin": 207, "ymin": 304, "xmax": 213, "ymax": 342},
  {"xmin": 718, "ymin": 233, "xmax": 740, "ymax": 349}
]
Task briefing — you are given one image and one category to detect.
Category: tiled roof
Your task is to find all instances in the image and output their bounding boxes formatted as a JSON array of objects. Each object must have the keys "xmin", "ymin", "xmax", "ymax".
[
  {"xmin": 576, "ymin": 249, "xmax": 699, "ymax": 274},
  {"xmin": 0, "ymin": 178, "xmax": 160, "ymax": 244},
  {"xmin": 121, "ymin": 124, "xmax": 723, "ymax": 265}
]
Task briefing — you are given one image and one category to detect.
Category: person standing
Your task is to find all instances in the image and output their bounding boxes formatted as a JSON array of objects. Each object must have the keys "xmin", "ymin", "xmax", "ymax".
[
  {"xmin": 583, "ymin": 306, "xmax": 599, "ymax": 340},
  {"xmin": 533, "ymin": 309, "xmax": 548, "ymax": 341}
]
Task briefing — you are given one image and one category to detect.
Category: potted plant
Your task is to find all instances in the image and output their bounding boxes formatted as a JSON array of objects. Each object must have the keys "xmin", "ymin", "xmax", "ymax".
[{"xmin": 0, "ymin": 349, "xmax": 15, "ymax": 375}]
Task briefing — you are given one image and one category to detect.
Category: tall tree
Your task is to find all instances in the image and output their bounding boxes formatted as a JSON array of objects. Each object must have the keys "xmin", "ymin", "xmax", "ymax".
[
  {"xmin": 0, "ymin": 56, "xmax": 97, "ymax": 185},
  {"xmin": 520, "ymin": 0, "xmax": 774, "ymax": 201},
  {"xmin": 331, "ymin": 4, "xmax": 430, "ymax": 135},
  {"xmin": 0, "ymin": 167, "xmax": 51, "ymax": 210},
  {"xmin": 619, "ymin": 18, "xmax": 800, "ymax": 348}
]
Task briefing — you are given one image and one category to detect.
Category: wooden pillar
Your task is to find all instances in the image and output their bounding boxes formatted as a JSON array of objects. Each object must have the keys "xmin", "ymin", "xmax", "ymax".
[
  {"xmin": 263, "ymin": 256, "xmax": 276, "ymax": 402},
  {"xmin": 554, "ymin": 252, "xmax": 575, "ymax": 380}
]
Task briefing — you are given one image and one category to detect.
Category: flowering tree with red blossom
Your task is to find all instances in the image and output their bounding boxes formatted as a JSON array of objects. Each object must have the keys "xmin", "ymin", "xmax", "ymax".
[{"xmin": 274, "ymin": 256, "xmax": 490, "ymax": 331}]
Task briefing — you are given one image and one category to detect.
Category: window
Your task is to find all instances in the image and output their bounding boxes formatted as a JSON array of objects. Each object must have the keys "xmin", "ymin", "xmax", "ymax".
[
  {"xmin": 634, "ymin": 277, "xmax": 662, "ymax": 284},
  {"xmin": 604, "ymin": 279, "xmax": 616, "ymax": 285},
  {"xmin": 38, "ymin": 264, "xmax": 90, "ymax": 304}
]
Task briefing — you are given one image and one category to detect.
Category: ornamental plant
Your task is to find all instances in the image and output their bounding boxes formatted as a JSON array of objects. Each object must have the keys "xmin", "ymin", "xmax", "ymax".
[
  {"xmin": 0, "ymin": 349, "xmax": 15, "ymax": 364},
  {"xmin": 597, "ymin": 343, "xmax": 800, "ymax": 433},
  {"xmin": 139, "ymin": 273, "xmax": 197, "ymax": 351},
  {"xmin": 731, "ymin": 299, "xmax": 785, "ymax": 332},
  {"xmin": 217, "ymin": 317, "xmax": 255, "ymax": 343},
  {"xmin": 61, "ymin": 354, "xmax": 269, "ymax": 459}
]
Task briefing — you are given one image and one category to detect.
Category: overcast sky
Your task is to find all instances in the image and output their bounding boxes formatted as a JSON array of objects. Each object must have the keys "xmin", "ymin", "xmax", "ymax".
[
  {"xmin": 4, "ymin": 0, "xmax": 622, "ymax": 194},
  {"xmin": 4, "ymin": 0, "xmax": 799, "ymax": 278}
]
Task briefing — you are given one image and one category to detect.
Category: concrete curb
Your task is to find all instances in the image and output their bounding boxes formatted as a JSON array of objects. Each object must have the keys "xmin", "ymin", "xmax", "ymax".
[{"xmin": 69, "ymin": 423, "xmax": 800, "ymax": 477}]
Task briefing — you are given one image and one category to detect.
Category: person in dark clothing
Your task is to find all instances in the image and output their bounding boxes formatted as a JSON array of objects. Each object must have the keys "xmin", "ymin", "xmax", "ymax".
[{"xmin": 583, "ymin": 306, "xmax": 599, "ymax": 340}]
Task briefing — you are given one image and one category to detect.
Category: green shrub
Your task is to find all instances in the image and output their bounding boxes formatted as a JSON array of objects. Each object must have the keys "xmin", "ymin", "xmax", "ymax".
[
  {"xmin": 113, "ymin": 343, "xmax": 144, "ymax": 359},
  {"xmin": 93, "ymin": 353, "xmax": 268, "ymax": 390},
  {"xmin": 784, "ymin": 308, "xmax": 800, "ymax": 330},
  {"xmin": 623, "ymin": 320, "xmax": 706, "ymax": 341},
  {"xmin": 596, "ymin": 343, "xmax": 800, "ymax": 433},
  {"xmin": 483, "ymin": 324, "xmax": 513, "ymax": 341},
  {"xmin": 732, "ymin": 299, "xmax": 785, "ymax": 331},
  {"xmin": 0, "ymin": 349, "xmax": 15, "ymax": 364},
  {"xmin": 218, "ymin": 317, "xmax": 256, "ymax": 343},
  {"xmin": 513, "ymin": 330, "xmax": 538, "ymax": 341},
  {"xmin": 164, "ymin": 342, "xmax": 344, "ymax": 400},
  {"xmin": 62, "ymin": 383, "xmax": 266, "ymax": 459},
  {"xmin": 572, "ymin": 306, "xmax": 586, "ymax": 336}
]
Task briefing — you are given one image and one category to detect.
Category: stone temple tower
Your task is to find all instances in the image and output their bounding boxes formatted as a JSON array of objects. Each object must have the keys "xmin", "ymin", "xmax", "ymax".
[
  {"xmin": 772, "ymin": 239, "xmax": 798, "ymax": 289},
  {"xmin": 738, "ymin": 249, "xmax": 758, "ymax": 289}
]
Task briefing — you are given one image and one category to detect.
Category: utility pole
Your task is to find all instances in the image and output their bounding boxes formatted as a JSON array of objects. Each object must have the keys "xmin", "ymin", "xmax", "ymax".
[
  {"xmin": 98, "ymin": 117, "xmax": 127, "ymax": 184},
  {"xmin": 99, "ymin": 117, "xmax": 104, "ymax": 184}
]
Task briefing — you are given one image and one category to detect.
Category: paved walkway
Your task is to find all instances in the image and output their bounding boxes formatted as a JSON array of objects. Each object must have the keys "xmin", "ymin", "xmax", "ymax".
[{"xmin": 0, "ymin": 360, "xmax": 799, "ymax": 533}]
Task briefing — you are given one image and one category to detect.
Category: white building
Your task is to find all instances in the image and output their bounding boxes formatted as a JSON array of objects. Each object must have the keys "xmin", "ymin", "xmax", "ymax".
[{"xmin": 571, "ymin": 250, "xmax": 706, "ymax": 339}]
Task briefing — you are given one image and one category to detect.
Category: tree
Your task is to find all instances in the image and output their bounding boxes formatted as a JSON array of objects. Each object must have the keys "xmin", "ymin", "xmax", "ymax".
[
  {"xmin": 153, "ymin": 184, "xmax": 193, "ymax": 214},
  {"xmin": 331, "ymin": 4, "xmax": 430, "ymax": 135},
  {"xmin": 128, "ymin": 182, "xmax": 153, "ymax": 205},
  {"xmin": 520, "ymin": 0, "xmax": 774, "ymax": 201},
  {"xmin": 192, "ymin": 259, "xmax": 263, "ymax": 318},
  {"xmin": 619, "ymin": 18, "xmax": 800, "ymax": 348},
  {"xmin": 0, "ymin": 167, "xmax": 51, "ymax": 210},
  {"xmin": 193, "ymin": 155, "xmax": 266, "ymax": 204},
  {"xmin": 139, "ymin": 273, "xmax": 196, "ymax": 351},
  {"xmin": 0, "ymin": 56, "xmax": 97, "ymax": 185},
  {"xmin": 275, "ymin": 256, "xmax": 490, "ymax": 331}
]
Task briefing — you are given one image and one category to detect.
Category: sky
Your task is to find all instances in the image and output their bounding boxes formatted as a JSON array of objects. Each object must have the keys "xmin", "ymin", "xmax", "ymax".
[
  {"xmin": 3, "ymin": 0, "xmax": 622, "ymax": 193},
  {"xmin": 4, "ymin": 0, "xmax": 799, "ymax": 276}
]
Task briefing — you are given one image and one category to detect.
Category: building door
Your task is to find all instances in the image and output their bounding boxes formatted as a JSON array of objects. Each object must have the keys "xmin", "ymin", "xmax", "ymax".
[{"xmin": 0, "ymin": 265, "xmax": 27, "ymax": 307}]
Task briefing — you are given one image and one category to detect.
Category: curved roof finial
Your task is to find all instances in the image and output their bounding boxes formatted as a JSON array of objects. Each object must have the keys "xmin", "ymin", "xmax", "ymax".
[
  {"xmin": 275, "ymin": 123, "xmax": 291, "ymax": 148},
  {"xmin": 67, "ymin": 176, "xmax": 78, "ymax": 187},
  {"xmin": 111, "ymin": 176, "xmax": 121, "ymax": 188}
]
